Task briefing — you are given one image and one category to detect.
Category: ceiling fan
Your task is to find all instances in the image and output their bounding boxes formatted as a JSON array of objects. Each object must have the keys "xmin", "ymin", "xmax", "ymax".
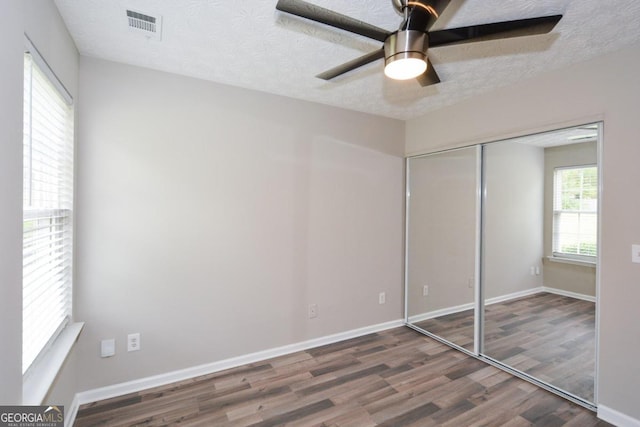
[{"xmin": 275, "ymin": 0, "xmax": 562, "ymax": 86}]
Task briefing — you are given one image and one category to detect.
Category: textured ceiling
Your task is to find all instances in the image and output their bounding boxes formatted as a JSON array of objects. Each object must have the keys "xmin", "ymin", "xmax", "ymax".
[{"xmin": 53, "ymin": 0, "xmax": 640, "ymax": 120}]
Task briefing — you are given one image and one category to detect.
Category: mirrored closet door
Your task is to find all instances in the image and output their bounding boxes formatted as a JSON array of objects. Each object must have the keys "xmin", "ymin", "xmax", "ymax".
[
  {"xmin": 405, "ymin": 123, "xmax": 601, "ymax": 407},
  {"xmin": 406, "ymin": 146, "xmax": 479, "ymax": 352},
  {"xmin": 481, "ymin": 124, "xmax": 600, "ymax": 404}
]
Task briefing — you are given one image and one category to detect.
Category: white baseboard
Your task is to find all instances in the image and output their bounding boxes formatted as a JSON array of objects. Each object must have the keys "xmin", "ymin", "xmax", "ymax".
[
  {"xmin": 407, "ymin": 288, "xmax": 543, "ymax": 324},
  {"xmin": 65, "ymin": 318, "xmax": 404, "ymax": 426},
  {"xmin": 65, "ymin": 394, "xmax": 80, "ymax": 427},
  {"xmin": 487, "ymin": 286, "xmax": 596, "ymax": 304},
  {"xmin": 407, "ymin": 302, "xmax": 474, "ymax": 324},
  {"xmin": 598, "ymin": 404, "xmax": 640, "ymax": 427},
  {"xmin": 485, "ymin": 287, "xmax": 543, "ymax": 306},
  {"xmin": 407, "ymin": 286, "xmax": 596, "ymax": 326},
  {"xmin": 541, "ymin": 286, "xmax": 596, "ymax": 303}
]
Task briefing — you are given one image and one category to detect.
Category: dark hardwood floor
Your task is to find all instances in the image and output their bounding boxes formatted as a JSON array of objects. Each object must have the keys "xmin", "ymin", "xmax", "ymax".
[
  {"xmin": 74, "ymin": 326, "xmax": 608, "ymax": 426},
  {"xmin": 414, "ymin": 292, "xmax": 596, "ymax": 402}
]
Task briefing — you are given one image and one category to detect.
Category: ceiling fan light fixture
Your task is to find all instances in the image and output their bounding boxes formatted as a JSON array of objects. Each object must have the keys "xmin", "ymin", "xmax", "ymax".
[
  {"xmin": 384, "ymin": 30, "xmax": 429, "ymax": 80},
  {"xmin": 384, "ymin": 53, "xmax": 427, "ymax": 80}
]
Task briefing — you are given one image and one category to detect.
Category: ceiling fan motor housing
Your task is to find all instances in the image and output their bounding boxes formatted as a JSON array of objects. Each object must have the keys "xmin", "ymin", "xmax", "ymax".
[{"xmin": 384, "ymin": 30, "xmax": 429, "ymax": 66}]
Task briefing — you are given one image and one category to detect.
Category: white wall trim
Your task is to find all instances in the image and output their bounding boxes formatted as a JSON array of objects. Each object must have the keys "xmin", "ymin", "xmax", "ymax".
[
  {"xmin": 64, "ymin": 394, "xmax": 80, "ymax": 427},
  {"xmin": 546, "ymin": 255, "xmax": 596, "ymax": 268},
  {"xmin": 408, "ymin": 302, "xmax": 474, "ymax": 324},
  {"xmin": 65, "ymin": 319, "xmax": 404, "ymax": 426},
  {"xmin": 542, "ymin": 286, "xmax": 596, "ymax": 303},
  {"xmin": 485, "ymin": 287, "xmax": 542, "ymax": 306},
  {"xmin": 598, "ymin": 404, "xmax": 640, "ymax": 427},
  {"xmin": 407, "ymin": 289, "xmax": 542, "ymax": 324},
  {"xmin": 407, "ymin": 288, "xmax": 541, "ymax": 324},
  {"xmin": 23, "ymin": 322, "xmax": 84, "ymax": 405},
  {"xmin": 408, "ymin": 286, "xmax": 595, "ymax": 325}
]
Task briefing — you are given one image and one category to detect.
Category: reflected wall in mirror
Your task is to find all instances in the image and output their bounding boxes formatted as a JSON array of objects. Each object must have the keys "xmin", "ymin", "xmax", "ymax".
[
  {"xmin": 406, "ymin": 147, "xmax": 478, "ymax": 351},
  {"xmin": 481, "ymin": 123, "xmax": 599, "ymax": 404}
]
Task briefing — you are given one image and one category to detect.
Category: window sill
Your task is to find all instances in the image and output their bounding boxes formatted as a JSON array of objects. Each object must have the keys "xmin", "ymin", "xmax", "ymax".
[
  {"xmin": 23, "ymin": 322, "xmax": 84, "ymax": 405},
  {"xmin": 547, "ymin": 256, "xmax": 596, "ymax": 268}
]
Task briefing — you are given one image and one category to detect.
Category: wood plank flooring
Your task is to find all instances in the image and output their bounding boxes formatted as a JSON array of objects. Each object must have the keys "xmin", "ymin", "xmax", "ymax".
[
  {"xmin": 414, "ymin": 292, "xmax": 596, "ymax": 402},
  {"xmin": 74, "ymin": 326, "xmax": 609, "ymax": 426}
]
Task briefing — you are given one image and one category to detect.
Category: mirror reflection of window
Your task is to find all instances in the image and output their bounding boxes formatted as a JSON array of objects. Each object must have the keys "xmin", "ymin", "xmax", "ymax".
[{"xmin": 553, "ymin": 165, "xmax": 598, "ymax": 261}]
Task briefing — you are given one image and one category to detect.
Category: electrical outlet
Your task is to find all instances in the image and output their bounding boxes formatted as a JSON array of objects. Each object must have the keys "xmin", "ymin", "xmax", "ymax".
[
  {"xmin": 530, "ymin": 266, "xmax": 535, "ymax": 276},
  {"xmin": 468, "ymin": 278, "xmax": 473, "ymax": 289},
  {"xmin": 535, "ymin": 266, "xmax": 540, "ymax": 275},
  {"xmin": 308, "ymin": 303, "xmax": 318, "ymax": 319},
  {"xmin": 423, "ymin": 285, "xmax": 429, "ymax": 296},
  {"xmin": 101, "ymin": 339, "xmax": 115, "ymax": 358},
  {"xmin": 127, "ymin": 333, "xmax": 141, "ymax": 352},
  {"xmin": 633, "ymin": 244, "xmax": 640, "ymax": 264},
  {"xmin": 379, "ymin": 292, "xmax": 386, "ymax": 304}
]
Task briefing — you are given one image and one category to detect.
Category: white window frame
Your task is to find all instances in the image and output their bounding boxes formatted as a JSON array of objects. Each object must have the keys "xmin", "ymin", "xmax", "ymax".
[
  {"xmin": 22, "ymin": 36, "xmax": 83, "ymax": 405},
  {"xmin": 552, "ymin": 164, "xmax": 598, "ymax": 263}
]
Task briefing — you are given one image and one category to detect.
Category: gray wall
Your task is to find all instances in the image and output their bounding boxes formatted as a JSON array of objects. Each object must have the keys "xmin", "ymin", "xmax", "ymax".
[
  {"xmin": 483, "ymin": 142, "xmax": 545, "ymax": 300},
  {"xmin": 406, "ymin": 41, "xmax": 640, "ymax": 420},
  {"xmin": 0, "ymin": 0, "xmax": 79, "ymax": 405},
  {"xmin": 543, "ymin": 142, "xmax": 597, "ymax": 296},
  {"xmin": 72, "ymin": 57, "xmax": 405, "ymax": 391}
]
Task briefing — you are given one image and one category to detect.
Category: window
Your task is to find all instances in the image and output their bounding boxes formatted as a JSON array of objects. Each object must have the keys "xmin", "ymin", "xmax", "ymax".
[
  {"xmin": 552, "ymin": 166, "xmax": 597, "ymax": 260},
  {"xmin": 23, "ymin": 42, "xmax": 74, "ymax": 375}
]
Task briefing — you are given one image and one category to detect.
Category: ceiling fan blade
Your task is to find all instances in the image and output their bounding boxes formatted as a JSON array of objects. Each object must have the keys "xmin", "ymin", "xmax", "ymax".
[
  {"xmin": 317, "ymin": 48, "xmax": 385, "ymax": 80},
  {"xmin": 429, "ymin": 15, "xmax": 562, "ymax": 47},
  {"xmin": 416, "ymin": 58, "xmax": 441, "ymax": 87},
  {"xmin": 276, "ymin": 0, "xmax": 392, "ymax": 42}
]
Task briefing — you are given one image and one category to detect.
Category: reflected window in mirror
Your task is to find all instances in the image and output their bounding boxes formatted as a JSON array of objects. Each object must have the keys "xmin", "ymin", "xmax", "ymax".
[{"xmin": 552, "ymin": 165, "xmax": 598, "ymax": 262}]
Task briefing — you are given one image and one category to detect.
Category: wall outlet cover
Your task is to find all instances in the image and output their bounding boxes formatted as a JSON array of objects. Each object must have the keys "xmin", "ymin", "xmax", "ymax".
[
  {"xmin": 632, "ymin": 244, "xmax": 640, "ymax": 263},
  {"xmin": 101, "ymin": 339, "xmax": 115, "ymax": 358},
  {"xmin": 379, "ymin": 292, "xmax": 386, "ymax": 304},
  {"xmin": 308, "ymin": 304, "xmax": 318, "ymax": 319}
]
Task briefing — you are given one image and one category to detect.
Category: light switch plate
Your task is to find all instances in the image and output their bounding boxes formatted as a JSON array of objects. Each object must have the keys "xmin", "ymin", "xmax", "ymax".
[
  {"xmin": 127, "ymin": 333, "xmax": 141, "ymax": 352},
  {"xmin": 632, "ymin": 244, "xmax": 640, "ymax": 263}
]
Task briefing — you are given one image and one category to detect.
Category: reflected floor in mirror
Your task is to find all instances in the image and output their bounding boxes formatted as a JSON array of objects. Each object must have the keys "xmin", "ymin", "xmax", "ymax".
[
  {"xmin": 414, "ymin": 311, "xmax": 476, "ymax": 351},
  {"xmin": 414, "ymin": 292, "xmax": 595, "ymax": 402}
]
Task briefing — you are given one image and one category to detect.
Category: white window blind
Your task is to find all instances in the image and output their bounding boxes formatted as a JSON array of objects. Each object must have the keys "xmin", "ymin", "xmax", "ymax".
[
  {"xmin": 23, "ymin": 47, "xmax": 74, "ymax": 375},
  {"xmin": 552, "ymin": 166, "xmax": 597, "ymax": 260}
]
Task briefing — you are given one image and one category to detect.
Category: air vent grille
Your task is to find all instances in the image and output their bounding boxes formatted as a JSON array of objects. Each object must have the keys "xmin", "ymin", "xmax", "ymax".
[{"xmin": 126, "ymin": 9, "xmax": 162, "ymax": 40}]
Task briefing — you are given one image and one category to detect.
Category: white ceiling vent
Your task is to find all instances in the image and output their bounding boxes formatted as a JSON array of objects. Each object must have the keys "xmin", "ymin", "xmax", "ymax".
[{"xmin": 126, "ymin": 10, "xmax": 162, "ymax": 40}]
